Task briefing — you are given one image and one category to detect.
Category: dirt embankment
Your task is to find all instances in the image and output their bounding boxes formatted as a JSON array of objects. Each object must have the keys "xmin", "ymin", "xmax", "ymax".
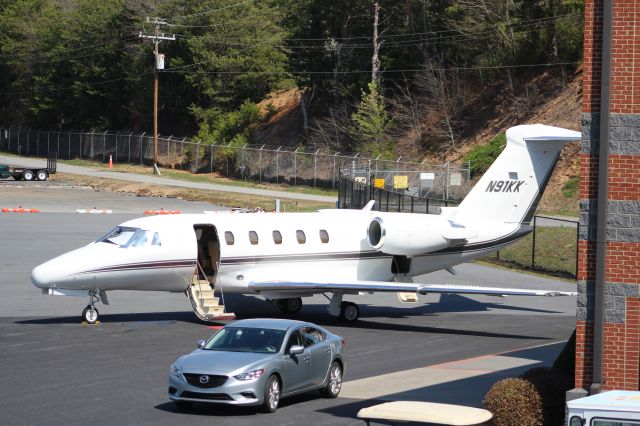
[{"xmin": 254, "ymin": 70, "xmax": 583, "ymax": 215}]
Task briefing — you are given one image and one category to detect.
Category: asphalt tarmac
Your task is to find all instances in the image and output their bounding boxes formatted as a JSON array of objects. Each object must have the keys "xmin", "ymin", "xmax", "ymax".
[{"xmin": 0, "ymin": 184, "xmax": 578, "ymax": 425}]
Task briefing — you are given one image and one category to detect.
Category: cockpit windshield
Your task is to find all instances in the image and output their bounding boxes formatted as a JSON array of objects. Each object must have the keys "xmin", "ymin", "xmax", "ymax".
[{"xmin": 96, "ymin": 226, "xmax": 161, "ymax": 247}]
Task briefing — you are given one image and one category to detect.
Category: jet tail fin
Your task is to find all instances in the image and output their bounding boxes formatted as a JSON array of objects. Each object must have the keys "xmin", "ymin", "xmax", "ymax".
[{"xmin": 456, "ymin": 124, "xmax": 580, "ymax": 225}]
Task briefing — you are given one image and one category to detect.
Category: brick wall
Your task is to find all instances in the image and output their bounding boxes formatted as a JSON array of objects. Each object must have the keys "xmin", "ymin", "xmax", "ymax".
[{"xmin": 578, "ymin": 0, "xmax": 640, "ymax": 391}]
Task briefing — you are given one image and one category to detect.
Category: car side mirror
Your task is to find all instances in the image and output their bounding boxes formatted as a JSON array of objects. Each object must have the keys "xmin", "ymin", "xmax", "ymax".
[
  {"xmin": 289, "ymin": 345, "xmax": 305, "ymax": 355},
  {"xmin": 197, "ymin": 339, "xmax": 206, "ymax": 349}
]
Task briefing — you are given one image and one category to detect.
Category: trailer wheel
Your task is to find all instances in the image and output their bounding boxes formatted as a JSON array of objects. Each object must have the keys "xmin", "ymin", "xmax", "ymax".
[
  {"xmin": 12, "ymin": 172, "xmax": 22, "ymax": 180},
  {"xmin": 23, "ymin": 170, "xmax": 35, "ymax": 181},
  {"xmin": 36, "ymin": 170, "xmax": 48, "ymax": 181}
]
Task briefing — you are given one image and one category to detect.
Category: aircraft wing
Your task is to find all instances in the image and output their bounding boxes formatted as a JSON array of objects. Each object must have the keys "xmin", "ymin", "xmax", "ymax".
[{"xmin": 247, "ymin": 280, "xmax": 577, "ymax": 297}]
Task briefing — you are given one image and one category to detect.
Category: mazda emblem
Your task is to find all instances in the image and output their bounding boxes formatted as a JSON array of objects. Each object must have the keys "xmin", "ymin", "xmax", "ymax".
[{"xmin": 199, "ymin": 375, "xmax": 209, "ymax": 384}]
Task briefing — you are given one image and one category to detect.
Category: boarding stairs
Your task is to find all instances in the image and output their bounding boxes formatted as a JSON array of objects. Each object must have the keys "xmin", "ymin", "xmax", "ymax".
[{"xmin": 187, "ymin": 264, "xmax": 235, "ymax": 322}]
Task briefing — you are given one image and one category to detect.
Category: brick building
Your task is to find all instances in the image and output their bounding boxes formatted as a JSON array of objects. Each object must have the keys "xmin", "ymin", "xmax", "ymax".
[{"xmin": 576, "ymin": 0, "xmax": 640, "ymax": 394}]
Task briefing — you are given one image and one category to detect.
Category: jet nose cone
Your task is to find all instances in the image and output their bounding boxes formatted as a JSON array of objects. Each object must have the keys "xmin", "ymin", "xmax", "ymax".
[{"xmin": 31, "ymin": 263, "xmax": 52, "ymax": 289}]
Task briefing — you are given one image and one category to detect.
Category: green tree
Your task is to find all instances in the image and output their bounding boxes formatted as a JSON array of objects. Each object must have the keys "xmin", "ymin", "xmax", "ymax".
[
  {"xmin": 159, "ymin": 0, "xmax": 289, "ymax": 143},
  {"xmin": 350, "ymin": 81, "xmax": 394, "ymax": 159}
]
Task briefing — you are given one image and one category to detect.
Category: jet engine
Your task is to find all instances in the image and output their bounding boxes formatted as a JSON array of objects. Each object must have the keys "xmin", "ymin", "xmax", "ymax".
[{"xmin": 367, "ymin": 216, "xmax": 450, "ymax": 256}]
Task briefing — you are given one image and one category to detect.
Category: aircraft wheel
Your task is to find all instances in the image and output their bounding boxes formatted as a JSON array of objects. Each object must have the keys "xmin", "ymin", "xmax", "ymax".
[
  {"xmin": 339, "ymin": 302, "xmax": 359, "ymax": 322},
  {"xmin": 36, "ymin": 169, "xmax": 48, "ymax": 181},
  {"xmin": 285, "ymin": 297, "xmax": 302, "ymax": 313},
  {"xmin": 81, "ymin": 305, "xmax": 99, "ymax": 324},
  {"xmin": 277, "ymin": 297, "xmax": 302, "ymax": 314}
]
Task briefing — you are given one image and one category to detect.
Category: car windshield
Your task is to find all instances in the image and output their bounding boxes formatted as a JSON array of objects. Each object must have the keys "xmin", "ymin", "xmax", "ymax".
[
  {"xmin": 203, "ymin": 327, "xmax": 286, "ymax": 354},
  {"xmin": 96, "ymin": 226, "xmax": 161, "ymax": 248}
]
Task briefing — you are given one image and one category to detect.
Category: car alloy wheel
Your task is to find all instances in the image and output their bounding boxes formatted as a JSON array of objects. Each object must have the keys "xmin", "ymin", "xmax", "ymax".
[
  {"xmin": 262, "ymin": 375, "xmax": 280, "ymax": 413},
  {"xmin": 322, "ymin": 361, "xmax": 342, "ymax": 398}
]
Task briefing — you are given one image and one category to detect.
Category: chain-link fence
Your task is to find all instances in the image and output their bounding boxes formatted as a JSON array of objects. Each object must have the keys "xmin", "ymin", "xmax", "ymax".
[{"xmin": 0, "ymin": 128, "xmax": 470, "ymax": 191}]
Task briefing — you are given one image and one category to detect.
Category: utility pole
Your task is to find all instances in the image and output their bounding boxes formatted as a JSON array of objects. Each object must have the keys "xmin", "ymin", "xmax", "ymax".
[{"xmin": 139, "ymin": 17, "xmax": 174, "ymax": 175}]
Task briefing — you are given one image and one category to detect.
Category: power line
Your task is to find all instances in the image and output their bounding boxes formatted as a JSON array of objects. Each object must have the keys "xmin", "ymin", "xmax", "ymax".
[
  {"xmin": 170, "ymin": 12, "xmax": 582, "ymax": 51},
  {"xmin": 162, "ymin": 61, "xmax": 579, "ymax": 75},
  {"xmin": 0, "ymin": 11, "xmax": 581, "ymax": 66},
  {"xmin": 0, "ymin": 60, "xmax": 579, "ymax": 98}
]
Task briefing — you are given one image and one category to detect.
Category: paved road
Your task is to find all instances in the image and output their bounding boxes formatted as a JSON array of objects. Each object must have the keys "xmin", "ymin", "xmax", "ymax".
[
  {"xmin": 0, "ymin": 184, "xmax": 577, "ymax": 425},
  {"xmin": 0, "ymin": 154, "xmax": 338, "ymax": 203}
]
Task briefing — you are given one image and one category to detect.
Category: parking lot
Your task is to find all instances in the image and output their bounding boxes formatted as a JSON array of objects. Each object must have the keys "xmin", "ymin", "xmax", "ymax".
[{"xmin": 0, "ymin": 182, "xmax": 577, "ymax": 425}]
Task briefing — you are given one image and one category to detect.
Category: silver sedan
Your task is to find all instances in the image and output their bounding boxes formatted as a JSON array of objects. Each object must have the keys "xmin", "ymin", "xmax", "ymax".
[{"xmin": 168, "ymin": 318, "xmax": 346, "ymax": 412}]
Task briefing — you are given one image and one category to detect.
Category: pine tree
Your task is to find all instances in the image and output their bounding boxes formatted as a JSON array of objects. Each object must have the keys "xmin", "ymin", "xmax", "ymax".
[{"xmin": 350, "ymin": 81, "xmax": 394, "ymax": 159}]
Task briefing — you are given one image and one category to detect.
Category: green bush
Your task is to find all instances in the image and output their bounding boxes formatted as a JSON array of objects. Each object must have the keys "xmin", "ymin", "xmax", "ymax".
[
  {"xmin": 464, "ymin": 133, "xmax": 506, "ymax": 177},
  {"xmin": 483, "ymin": 377, "xmax": 543, "ymax": 426},
  {"xmin": 520, "ymin": 367, "xmax": 572, "ymax": 426}
]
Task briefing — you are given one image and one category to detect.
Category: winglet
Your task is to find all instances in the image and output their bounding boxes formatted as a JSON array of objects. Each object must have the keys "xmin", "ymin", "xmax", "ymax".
[{"xmin": 362, "ymin": 200, "xmax": 375, "ymax": 211}]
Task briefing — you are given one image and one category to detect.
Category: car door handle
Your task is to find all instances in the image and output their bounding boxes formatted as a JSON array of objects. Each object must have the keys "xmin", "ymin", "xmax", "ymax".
[{"xmin": 325, "ymin": 348, "xmax": 331, "ymax": 353}]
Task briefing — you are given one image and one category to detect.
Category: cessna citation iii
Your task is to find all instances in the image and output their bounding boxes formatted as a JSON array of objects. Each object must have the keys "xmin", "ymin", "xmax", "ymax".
[{"xmin": 32, "ymin": 124, "xmax": 580, "ymax": 324}]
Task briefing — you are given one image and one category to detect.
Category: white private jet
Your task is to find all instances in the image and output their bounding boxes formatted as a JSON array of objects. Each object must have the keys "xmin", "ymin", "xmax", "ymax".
[{"xmin": 31, "ymin": 124, "xmax": 580, "ymax": 324}]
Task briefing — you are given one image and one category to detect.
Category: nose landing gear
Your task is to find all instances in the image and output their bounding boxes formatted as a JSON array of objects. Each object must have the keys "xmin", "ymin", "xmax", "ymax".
[{"xmin": 81, "ymin": 290, "xmax": 101, "ymax": 324}]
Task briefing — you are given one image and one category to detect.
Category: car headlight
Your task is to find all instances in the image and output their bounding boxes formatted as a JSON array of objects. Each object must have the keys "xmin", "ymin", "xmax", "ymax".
[
  {"xmin": 234, "ymin": 369, "xmax": 265, "ymax": 381},
  {"xmin": 169, "ymin": 364, "xmax": 182, "ymax": 377}
]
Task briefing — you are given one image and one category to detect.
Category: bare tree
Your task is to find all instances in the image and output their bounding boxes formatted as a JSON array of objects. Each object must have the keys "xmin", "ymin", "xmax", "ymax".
[
  {"xmin": 307, "ymin": 104, "xmax": 353, "ymax": 152},
  {"xmin": 389, "ymin": 75, "xmax": 425, "ymax": 157},
  {"xmin": 415, "ymin": 60, "xmax": 464, "ymax": 150}
]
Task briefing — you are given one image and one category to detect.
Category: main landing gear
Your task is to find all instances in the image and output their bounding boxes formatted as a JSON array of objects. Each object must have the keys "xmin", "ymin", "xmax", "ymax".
[
  {"xmin": 328, "ymin": 293, "xmax": 360, "ymax": 322},
  {"xmin": 272, "ymin": 294, "xmax": 360, "ymax": 322},
  {"xmin": 276, "ymin": 297, "xmax": 303, "ymax": 314},
  {"xmin": 339, "ymin": 301, "xmax": 359, "ymax": 322},
  {"xmin": 81, "ymin": 289, "xmax": 103, "ymax": 324}
]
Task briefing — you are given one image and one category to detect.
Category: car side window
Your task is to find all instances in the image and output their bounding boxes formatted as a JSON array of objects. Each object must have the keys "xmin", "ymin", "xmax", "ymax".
[
  {"xmin": 286, "ymin": 331, "xmax": 303, "ymax": 353},
  {"xmin": 301, "ymin": 326, "xmax": 325, "ymax": 347}
]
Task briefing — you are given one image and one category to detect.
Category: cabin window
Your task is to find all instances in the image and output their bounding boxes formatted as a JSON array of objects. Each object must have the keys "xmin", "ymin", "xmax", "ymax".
[
  {"xmin": 296, "ymin": 230, "xmax": 306, "ymax": 244},
  {"xmin": 319, "ymin": 230, "xmax": 329, "ymax": 243},
  {"xmin": 249, "ymin": 231, "xmax": 259, "ymax": 245},
  {"xmin": 272, "ymin": 230, "xmax": 282, "ymax": 244},
  {"xmin": 224, "ymin": 231, "xmax": 235, "ymax": 245}
]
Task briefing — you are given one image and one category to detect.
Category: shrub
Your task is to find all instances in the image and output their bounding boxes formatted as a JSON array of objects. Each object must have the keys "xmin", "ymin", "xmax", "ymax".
[
  {"xmin": 464, "ymin": 133, "xmax": 506, "ymax": 177},
  {"xmin": 520, "ymin": 367, "xmax": 572, "ymax": 426},
  {"xmin": 483, "ymin": 377, "xmax": 543, "ymax": 426}
]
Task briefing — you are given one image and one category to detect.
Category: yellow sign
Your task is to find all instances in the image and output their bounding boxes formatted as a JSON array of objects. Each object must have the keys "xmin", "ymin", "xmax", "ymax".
[
  {"xmin": 393, "ymin": 175, "xmax": 408, "ymax": 190},
  {"xmin": 374, "ymin": 178, "xmax": 385, "ymax": 188}
]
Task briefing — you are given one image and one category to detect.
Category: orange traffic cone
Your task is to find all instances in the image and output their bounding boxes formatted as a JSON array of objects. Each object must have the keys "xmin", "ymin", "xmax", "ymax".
[{"xmin": 108, "ymin": 154, "xmax": 113, "ymax": 169}]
